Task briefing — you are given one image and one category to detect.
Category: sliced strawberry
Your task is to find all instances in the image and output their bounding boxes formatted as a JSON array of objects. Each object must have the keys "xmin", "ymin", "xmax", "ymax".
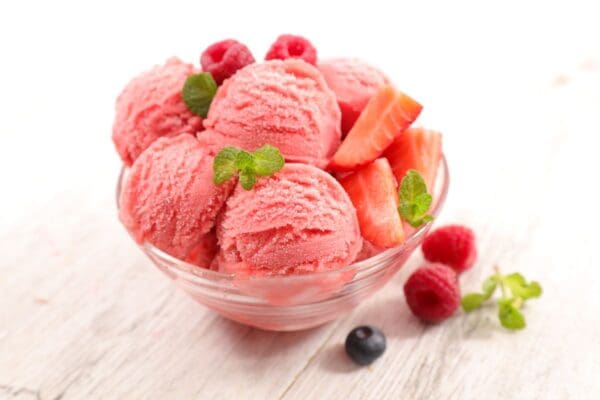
[
  {"xmin": 339, "ymin": 158, "xmax": 405, "ymax": 248},
  {"xmin": 330, "ymin": 85, "xmax": 422, "ymax": 171},
  {"xmin": 384, "ymin": 127, "xmax": 442, "ymax": 191}
]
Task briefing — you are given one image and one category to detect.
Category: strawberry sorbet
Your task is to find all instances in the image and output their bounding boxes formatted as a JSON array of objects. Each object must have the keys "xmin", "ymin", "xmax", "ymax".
[
  {"xmin": 318, "ymin": 58, "xmax": 388, "ymax": 135},
  {"xmin": 202, "ymin": 60, "xmax": 341, "ymax": 168},
  {"xmin": 119, "ymin": 134, "xmax": 233, "ymax": 266},
  {"xmin": 112, "ymin": 58, "xmax": 203, "ymax": 165},
  {"xmin": 215, "ymin": 163, "xmax": 362, "ymax": 276}
]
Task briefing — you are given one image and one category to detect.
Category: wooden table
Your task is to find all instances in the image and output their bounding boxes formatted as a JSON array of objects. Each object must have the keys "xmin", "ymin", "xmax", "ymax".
[{"xmin": 1, "ymin": 3, "xmax": 599, "ymax": 399}]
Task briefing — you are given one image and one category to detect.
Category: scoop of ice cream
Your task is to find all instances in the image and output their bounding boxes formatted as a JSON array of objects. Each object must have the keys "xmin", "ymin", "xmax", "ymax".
[
  {"xmin": 318, "ymin": 58, "xmax": 388, "ymax": 135},
  {"xmin": 215, "ymin": 163, "xmax": 362, "ymax": 276},
  {"xmin": 202, "ymin": 60, "xmax": 341, "ymax": 168},
  {"xmin": 112, "ymin": 58, "xmax": 203, "ymax": 165},
  {"xmin": 119, "ymin": 134, "xmax": 233, "ymax": 266}
]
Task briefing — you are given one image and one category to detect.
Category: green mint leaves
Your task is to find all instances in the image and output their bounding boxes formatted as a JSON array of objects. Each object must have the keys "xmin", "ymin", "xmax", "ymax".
[
  {"xmin": 398, "ymin": 169, "xmax": 434, "ymax": 227},
  {"xmin": 497, "ymin": 298, "xmax": 526, "ymax": 330},
  {"xmin": 213, "ymin": 147, "xmax": 240, "ymax": 185},
  {"xmin": 213, "ymin": 145, "xmax": 284, "ymax": 190},
  {"xmin": 504, "ymin": 273, "xmax": 542, "ymax": 299},
  {"xmin": 461, "ymin": 267, "xmax": 542, "ymax": 330},
  {"xmin": 252, "ymin": 145, "xmax": 286, "ymax": 176},
  {"xmin": 182, "ymin": 72, "xmax": 217, "ymax": 118},
  {"xmin": 461, "ymin": 276, "xmax": 497, "ymax": 312}
]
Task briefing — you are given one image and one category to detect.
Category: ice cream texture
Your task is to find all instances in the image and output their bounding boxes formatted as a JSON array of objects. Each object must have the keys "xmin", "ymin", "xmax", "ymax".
[
  {"xmin": 215, "ymin": 163, "xmax": 362, "ymax": 276},
  {"xmin": 202, "ymin": 59, "xmax": 341, "ymax": 168},
  {"xmin": 119, "ymin": 134, "xmax": 233, "ymax": 266},
  {"xmin": 113, "ymin": 41, "xmax": 439, "ymax": 283},
  {"xmin": 318, "ymin": 58, "xmax": 388, "ymax": 135},
  {"xmin": 112, "ymin": 58, "xmax": 203, "ymax": 165}
]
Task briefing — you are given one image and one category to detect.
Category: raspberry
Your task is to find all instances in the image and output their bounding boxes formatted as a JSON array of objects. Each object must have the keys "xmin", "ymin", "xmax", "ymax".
[
  {"xmin": 265, "ymin": 34, "xmax": 317, "ymax": 65},
  {"xmin": 403, "ymin": 264, "xmax": 460, "ymax": 323},
  {"xmin": 201, "ymin": 39, "xmax": 255, "ymax": 85},
  {"xmin": 422, "ymin": 225, "xmax": 477, "ymax": 273}
]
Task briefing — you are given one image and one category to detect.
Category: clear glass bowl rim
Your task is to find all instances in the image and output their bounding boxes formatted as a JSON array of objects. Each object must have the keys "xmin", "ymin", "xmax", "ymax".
[{"xmin": 116, "ymin": 155, "xmax": 449, "ymax": 284}]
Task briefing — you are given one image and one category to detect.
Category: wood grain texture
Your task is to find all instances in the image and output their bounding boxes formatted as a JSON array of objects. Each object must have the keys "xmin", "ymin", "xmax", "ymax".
[{"xmin": 1, "ymin": 3, "xmax": 600, "ymax": 399}]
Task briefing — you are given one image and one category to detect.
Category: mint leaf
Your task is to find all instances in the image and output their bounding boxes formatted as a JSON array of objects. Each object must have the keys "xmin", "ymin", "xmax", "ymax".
[
  {"xmin": 234, "ymin": 150, "xmax": 254, "ymax": 171},
  {"xmin": 505, "ymin": 273, "xmax": 543, "ymax": 300},
  {"xmin": 462, "ymin": 274, "xmax": 498, "ymax": 312},
  {"xmin": 498, "ymin": 299, "xmax": 526, "ymax": 330},
  {"xmin": 182, "ymin": 73, "xmax": 217, "ymax": 117},
  {"xmin": 482, "ymin": 276, "xmax": 497, "ymax": 299},
  {"xmin": 461, "ymin": 293, "xmax": 486, "ymax": 312},
  {"xmin": 400, "ymin": 170, "xmax": 427, "ymax": 201},
  {"xmin": 253, "ymin": 144, "xmax": 284, "ymax": 176},
  {"xmin": 522, "ymin": 281, "xmax": 543, "ymax": 299},
  {"xmin": 398, "ymin": 202, "xmax": 415, "ymax": 221},
  {"xmin": 414, "ymin": 192, "xmax": 433, "ymax": 215},
  {"xmin": 213, "ymin": 147, "xmax": 240, "ymax": 184},
  {"xmin": 505, "ymin": 272, "xmax": 526, "ymax": 286},
  {"xmin": 239, "ymin": 169, "xmax": 256, "ymax": 190},
  {"xmin": 398, "ymin": 170, "xmax": 434, "ymax": 228}
]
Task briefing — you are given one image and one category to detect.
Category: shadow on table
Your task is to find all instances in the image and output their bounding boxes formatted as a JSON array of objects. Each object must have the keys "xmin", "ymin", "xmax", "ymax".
[
  {"xmin": 319, "ymin": 344, "xmax": 363, "ymax": 374},
  {"xmin": 351, "ymin": 295, "xmax": 426, "ymax": 340},
  {"xmin": 196, "ymin": 316, "xmax": 335, "ymax": 361}
]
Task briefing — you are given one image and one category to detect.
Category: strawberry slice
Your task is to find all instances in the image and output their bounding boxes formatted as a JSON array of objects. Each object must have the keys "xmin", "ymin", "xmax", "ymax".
[
  {"xmin": 330, "ymin": 85, "xmax": 422, "ymax": 171},
  {"xmin": 339, "ymin": 158, "xmax": 405, "ymax": 248},
  {"xmin": 384, "ymin": 127, "xmax": 442, "ymax": 191}
]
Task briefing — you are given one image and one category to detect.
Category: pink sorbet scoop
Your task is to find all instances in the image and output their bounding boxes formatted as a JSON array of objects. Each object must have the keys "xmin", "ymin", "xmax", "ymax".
[
  {"xmin": 202, "ymin": 60, "xmax": 342, "ymax": 168},
  {"xmin": 215, "ymin": 163, "xmax": 362, "ymax": 276},
  {"xmin": 318, "ymin": 58, "xmax": 388, "ymax": 136},
  {"xmin": 119, "ymin": 134, "xmax": 233, "ymax": 266},
  {"xmin": 112, "ymin": 58, "xmax": 203, "ymax": 165}
]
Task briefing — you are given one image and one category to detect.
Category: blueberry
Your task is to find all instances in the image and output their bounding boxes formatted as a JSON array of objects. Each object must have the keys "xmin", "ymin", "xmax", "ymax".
[{"xmin": 345, "ymin": 325, "xmax": 386, "ymax": 366}]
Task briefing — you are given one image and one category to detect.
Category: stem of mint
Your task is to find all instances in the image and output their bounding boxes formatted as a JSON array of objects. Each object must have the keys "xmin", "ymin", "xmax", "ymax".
[{"xmin": 461, "ymin": 266, "xmax": 542, "ymax": 331}]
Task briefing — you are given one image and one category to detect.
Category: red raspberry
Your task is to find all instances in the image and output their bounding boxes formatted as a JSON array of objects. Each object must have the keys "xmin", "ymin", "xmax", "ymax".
[
  {"xmin": 201, "ymin": 39, "xmax": 255, "ymax": 85},
  {"xmin": 265, "ymin": 34, "xmax": 317, "ymax": 65},
  {"xmin": 403, "ymin": 264, "xmax": 460, "ymax": 323},
  {"xmin": 422, "ymin": 225, "xmax": 477, "ymax": 273}
]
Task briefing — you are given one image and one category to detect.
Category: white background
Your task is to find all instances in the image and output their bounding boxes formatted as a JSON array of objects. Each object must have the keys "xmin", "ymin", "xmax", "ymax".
[
  {"xmin": 1, "ymin": 0, "xmax": 598, "ymax": 223},
  {"xmin": 1, "ymin": 1, "xmax": 599, "ymax": 399}
]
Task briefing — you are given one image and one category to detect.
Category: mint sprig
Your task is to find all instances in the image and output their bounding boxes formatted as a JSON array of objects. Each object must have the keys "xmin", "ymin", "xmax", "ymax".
[
  {"xmin": 398, "ymin": 169, "xmax": 434, "ymax": 227},
  {"xmin": 461, "ymin": 266, "xmax": 542, "ymax": 330},
  {"xmin": 213, "ymin": 144, "xmax": 284, "ymax": 190},
  {"xmin": 182, "ymin": 72, "xmax": 217, "ymax": 118}
]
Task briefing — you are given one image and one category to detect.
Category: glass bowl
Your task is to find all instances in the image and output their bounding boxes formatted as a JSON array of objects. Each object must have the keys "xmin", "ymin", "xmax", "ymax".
[{"xmin": 116, "ymin": 157, "xmax": 449, "ymax": 331}]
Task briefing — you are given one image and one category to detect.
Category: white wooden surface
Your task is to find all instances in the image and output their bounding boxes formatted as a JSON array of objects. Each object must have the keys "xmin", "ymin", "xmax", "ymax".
[{"xmin": 1, "ymin": 1, "xmax": 600, "ymax": 399}]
